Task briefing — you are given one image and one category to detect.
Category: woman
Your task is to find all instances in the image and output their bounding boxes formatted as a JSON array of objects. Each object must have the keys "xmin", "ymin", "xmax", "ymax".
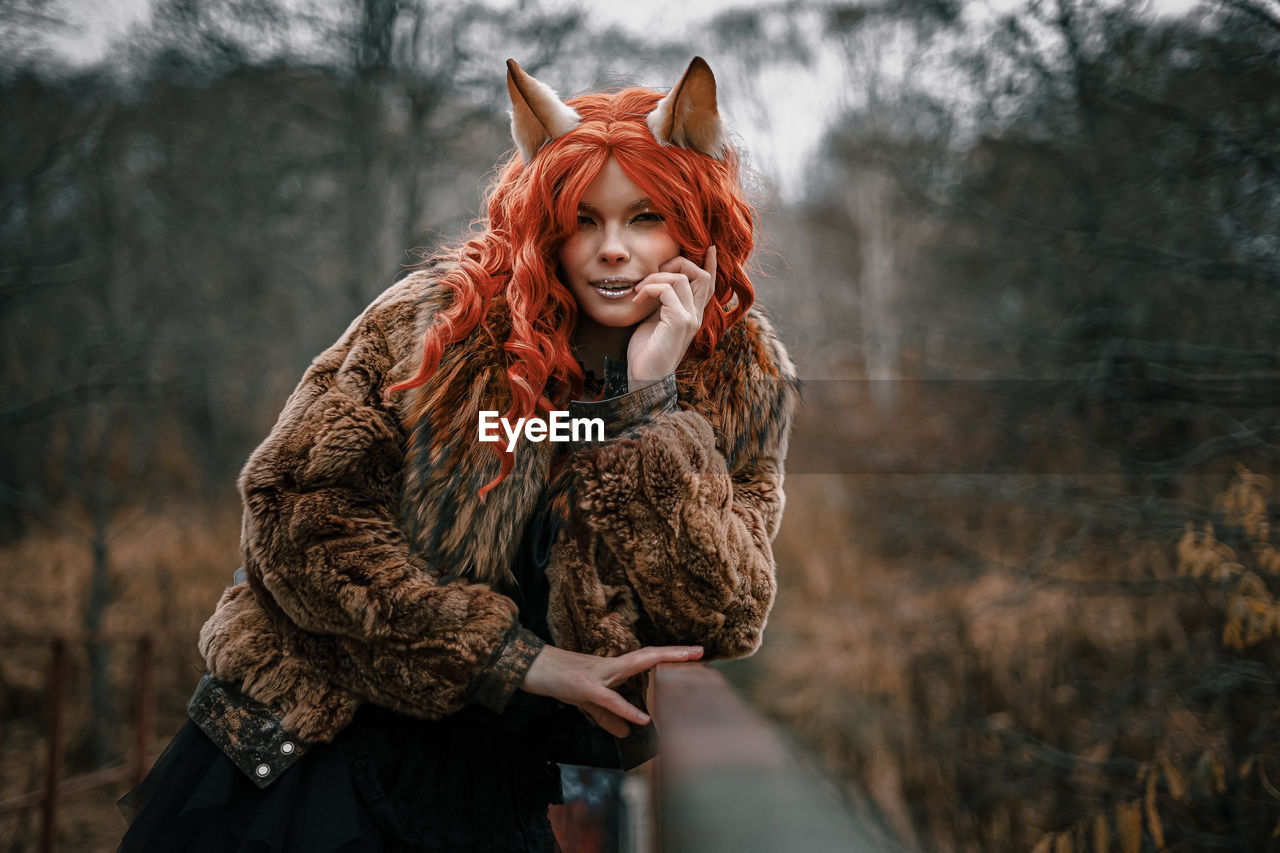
[{"xmin": 119, "ymin": 56, "xmax": 798, "ymax": 852}]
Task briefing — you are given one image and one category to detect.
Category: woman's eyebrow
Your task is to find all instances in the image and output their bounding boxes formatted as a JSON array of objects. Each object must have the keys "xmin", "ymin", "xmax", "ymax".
[{"xmin": 577, "ymin": 198, "xmax": 656, "ymax": 213}]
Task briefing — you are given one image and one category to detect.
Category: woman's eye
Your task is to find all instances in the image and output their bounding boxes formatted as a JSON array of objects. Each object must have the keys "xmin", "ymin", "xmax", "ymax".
[
  {"xmin": 576, "ymin": 215, "xmax": 595, "ymax": 227},
  {"xmin": 631, "ymin": 212, "xmax": 664, "ymax": 224}
]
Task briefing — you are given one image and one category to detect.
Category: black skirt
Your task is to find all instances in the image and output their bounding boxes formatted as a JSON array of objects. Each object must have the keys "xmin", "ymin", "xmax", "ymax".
[{"xmin": 118, "ymin": 699, "xmax": 564, "ymax": 853}]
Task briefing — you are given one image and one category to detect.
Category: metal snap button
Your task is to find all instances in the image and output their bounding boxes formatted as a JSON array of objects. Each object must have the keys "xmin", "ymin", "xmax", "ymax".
[
  {"xmin": 255, "ymin": 763, "xmax": 270, "ymax": 777},
  {"xmin": 280, "ymin": 741, "xmax": 295, "ymax": 755}
]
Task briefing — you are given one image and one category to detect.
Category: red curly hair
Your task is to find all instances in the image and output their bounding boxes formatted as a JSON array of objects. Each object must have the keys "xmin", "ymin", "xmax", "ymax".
[{"xmin": 388, "ymin": 86, "xmax": 758, "ymax": 497}]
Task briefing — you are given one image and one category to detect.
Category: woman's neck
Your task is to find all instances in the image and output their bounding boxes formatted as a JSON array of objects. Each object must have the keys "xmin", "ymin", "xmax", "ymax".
[{"xmin": 572, "ymin": 320, "xmax": 632, "ymax": 375}]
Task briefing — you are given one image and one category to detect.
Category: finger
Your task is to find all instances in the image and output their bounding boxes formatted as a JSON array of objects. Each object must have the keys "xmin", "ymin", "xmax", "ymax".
[
  {"xmin": 632, "ymin": 280, "xmax": 694, "ymax": 318},
  {"xmin": 703, "ymin": 245, "xmax": 717, "ymax": 307},
  {"xmin": 637, "ymin": 644, "xmax": 704, "ymax": 663},
  {"xmin": 660, "ymin": 253, "xmax": 714, "ymax": 310},
  {"xmin": 582, "ymin": 702, "xmax": 631, "ymax": 738},
  {"xmin": 636, "ymin": 273, "xmax": 695, "ymax": 314},
  {"xmin": 589, "ymin": 684, "xmax": 651, "ymax": 727},
  {"xmin": 669, "ymin": 273, "xmax": 696, "ymax": 314},
  {"xmin": 607, "ymin": 645, "xmax": 704, "ymax": 684},
  {"xmin": 657, "ymin": 257, "xmax": 706, "ymax": 294}
]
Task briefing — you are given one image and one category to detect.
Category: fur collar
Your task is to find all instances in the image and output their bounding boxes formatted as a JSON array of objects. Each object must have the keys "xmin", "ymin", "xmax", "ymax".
[{"xmin": 398, "ymin": 281, "xmax": 798, "ymax": 588}]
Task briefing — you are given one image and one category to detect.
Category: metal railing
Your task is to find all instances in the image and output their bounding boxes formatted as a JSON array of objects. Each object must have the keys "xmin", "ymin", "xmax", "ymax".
[
  {"xmin": 0, "ymin": 633, "xmax": 158, "ymax": 853},
  {"xmin": 650, "ymin": 662, "xmax": 893, "ymax": 853},
  {"xmin": 0, "ymin": 639, "xmax": 891, "ymax": 852}
]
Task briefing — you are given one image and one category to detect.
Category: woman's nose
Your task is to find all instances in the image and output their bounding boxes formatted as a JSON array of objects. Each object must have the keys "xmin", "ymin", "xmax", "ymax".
[{"xmin": 598, "ymin": 225, "xmax": 629, "ymax": 263}]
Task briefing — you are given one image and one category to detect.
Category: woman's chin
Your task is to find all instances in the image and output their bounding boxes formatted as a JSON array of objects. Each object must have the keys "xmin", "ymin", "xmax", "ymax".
[{"xmin": 579, "ymin": 302, "xmax": 648, "ymax": 329}]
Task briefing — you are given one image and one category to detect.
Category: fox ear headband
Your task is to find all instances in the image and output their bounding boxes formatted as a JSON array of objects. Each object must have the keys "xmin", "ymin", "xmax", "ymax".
[{"xmin": 505, "ymin": 56, "xmax": 728, "ymax": 163}]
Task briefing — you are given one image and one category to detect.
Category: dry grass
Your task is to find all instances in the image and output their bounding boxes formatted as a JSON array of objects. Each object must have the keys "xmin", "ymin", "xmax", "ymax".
[
  {"xmin": 751, "ymin": 389, "xmax": 1280, "ymax": 851},
  {"xmin": 0, "ymin": 501, "xmax": 240, "ymax": 851}
]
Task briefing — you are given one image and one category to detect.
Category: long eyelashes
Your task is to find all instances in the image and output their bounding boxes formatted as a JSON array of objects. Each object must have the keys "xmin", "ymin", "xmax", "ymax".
[{"xmin": 575, "ymin": 211, "xmax": 665, "ymax": 228}]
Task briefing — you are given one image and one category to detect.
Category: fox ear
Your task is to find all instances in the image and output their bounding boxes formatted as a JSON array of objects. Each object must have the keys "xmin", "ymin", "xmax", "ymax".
[
  {"xmin": 506, "ymin": 58, "xmax": 581, "ymax": 163},
  {"xmin": 647, "ymin": 56, "xmax": 726, "ymax": 160}
]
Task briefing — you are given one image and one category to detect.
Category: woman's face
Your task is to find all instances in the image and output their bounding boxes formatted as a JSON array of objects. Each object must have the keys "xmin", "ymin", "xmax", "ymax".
[{"xmin": 558, "ymin": 156, "xmax": 680, "ymax": 330}]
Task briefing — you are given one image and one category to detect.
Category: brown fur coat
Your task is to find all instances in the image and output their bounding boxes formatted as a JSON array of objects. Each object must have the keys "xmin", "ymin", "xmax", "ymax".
[{"xmin": 194, "ymin": 267, "xmax": 798, "ymax": 760}]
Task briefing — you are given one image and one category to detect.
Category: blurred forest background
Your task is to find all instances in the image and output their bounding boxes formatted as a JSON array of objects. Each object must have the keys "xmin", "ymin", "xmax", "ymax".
[{"xmin": 2, "ymin": 0, "xmax": 1279, "ymax": 849}]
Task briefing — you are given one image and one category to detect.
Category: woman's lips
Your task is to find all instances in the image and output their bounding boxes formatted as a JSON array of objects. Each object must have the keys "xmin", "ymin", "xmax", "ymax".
[{"xmin": 591, "ymin": 279, "xmax": 637, "ymax": 300}]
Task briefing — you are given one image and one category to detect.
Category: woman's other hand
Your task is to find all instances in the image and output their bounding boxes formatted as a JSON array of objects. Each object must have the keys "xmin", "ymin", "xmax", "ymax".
[
  {"xmin": 518, "ymin": 644, "xmax": 703, "ymax": 736},
  {"xmin": 625, "ymin": 245, "xmax": 716, "ymax": 390}
]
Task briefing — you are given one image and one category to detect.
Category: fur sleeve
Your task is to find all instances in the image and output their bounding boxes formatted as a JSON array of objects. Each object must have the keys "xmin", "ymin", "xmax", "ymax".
[
  {"xmin": 566, "ymin": 312, "xmax": 799, "ymax": 659},
  {"xmin": 234, "ymin": 273, "xmax": 539, "ymax": 717}
]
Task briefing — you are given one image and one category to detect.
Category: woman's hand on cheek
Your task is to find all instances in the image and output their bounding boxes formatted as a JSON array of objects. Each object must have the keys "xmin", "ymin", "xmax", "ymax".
[{"xmin": 626, "ymin": 245, "xmax": 716, "ymax": 391}]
